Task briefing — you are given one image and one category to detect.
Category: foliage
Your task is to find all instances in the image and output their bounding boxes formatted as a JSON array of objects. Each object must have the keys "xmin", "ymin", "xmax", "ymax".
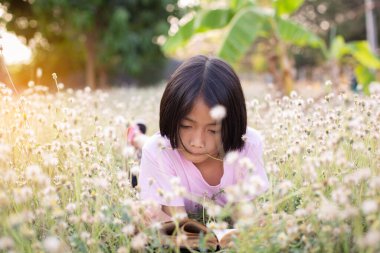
[
  {"xmin": 162, "ymin": 0, "xmax": 325, "ymax": 94},
  {"xmin": 295, "ymin": 0, "xmax": 379, "ymax": 42},
  {"xmin": 326, "ymin": 36, "xmax": 380, "ymax": 94},
  {"xmin": 0, "ymin": 0, "xmax": 179, "ymax": 87}
]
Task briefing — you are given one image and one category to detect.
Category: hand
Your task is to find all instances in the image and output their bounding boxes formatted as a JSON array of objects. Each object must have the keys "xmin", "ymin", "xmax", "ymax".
[{"xmin": 142, "ymin": 206, "xmax": 173, "ymax": 227}]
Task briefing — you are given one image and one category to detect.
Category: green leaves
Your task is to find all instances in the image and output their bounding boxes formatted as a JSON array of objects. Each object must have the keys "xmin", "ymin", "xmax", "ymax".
[
  {"xmin": 355, "ymin": 65, "xmax": 375, "ymax": 95},
  {"xmin": 162, "ymin": 1, "xmax": 323, "ymax": 66},
  {"xmin": 347, "ymin": 41, "xmax": 380, "ymax": 69},
  {"xmin": 162, "ymin": 9, "xmax": 232, "ymax": 54},
  {"xmin": 276, "ymin": 18, "xmax": 324, "ymax": 48},
  {"xmin": 327, "ymin": 36, "xmax": 380, "ymax": 94},
  {"xmin": 218, "ymin": 8, "xmax": 267, "ymax": 63},
  {"xmin": 274, "ymin": 0, "xmax": 305, "ymax": 16},
  {"xmin": 194, "ymin": 9, "xmax": 233, "ymax": 32},
  {"xmin": 161, "ymin": 19, "xmax": 195, "ymax": 54},
  {"xmin": 329, "ymin": 36, "xmax": 350, "ymax": 60}
]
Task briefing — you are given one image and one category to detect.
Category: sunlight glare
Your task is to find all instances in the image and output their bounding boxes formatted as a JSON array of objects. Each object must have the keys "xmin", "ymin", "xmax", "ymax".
[{"xmin": 1, "ymin": 32, "xmax": 32, "ymax": 65}]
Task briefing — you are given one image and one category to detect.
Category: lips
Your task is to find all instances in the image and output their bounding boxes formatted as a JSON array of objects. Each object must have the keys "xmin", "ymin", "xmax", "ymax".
[{"xmin": 186, "ymin": 150, "xmax": 207, "ymax": 156}]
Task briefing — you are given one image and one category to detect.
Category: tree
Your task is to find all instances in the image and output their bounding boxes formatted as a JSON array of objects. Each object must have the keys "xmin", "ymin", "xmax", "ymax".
[
  {"xmin": 326, "ymin": 36, "xmax": 380, "ymax": 94},
  {"xmin": 162, "ymin": 0, "xmax": 325, "ymax": 94},
  {"xmin": 1, "ymin": 0, "xmax": 178, "ymax": 88}
]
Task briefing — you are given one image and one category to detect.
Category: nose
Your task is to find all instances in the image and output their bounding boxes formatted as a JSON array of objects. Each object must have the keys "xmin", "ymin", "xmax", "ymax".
[{"xmin": 190, "ymin": 129, "xmax": 205, "ymax": 149}]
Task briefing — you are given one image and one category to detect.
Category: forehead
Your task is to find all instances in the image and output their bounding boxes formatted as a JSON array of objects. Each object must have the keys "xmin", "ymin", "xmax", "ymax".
[{"xmin": 182, "ymin": 97, "xmax": 219, "ymax": 125}]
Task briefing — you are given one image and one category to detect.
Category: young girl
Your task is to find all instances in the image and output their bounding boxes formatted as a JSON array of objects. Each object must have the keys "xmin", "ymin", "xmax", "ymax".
[{"xmin": 138, "ymin": 55, "xmax": 269, "ymax": 222}]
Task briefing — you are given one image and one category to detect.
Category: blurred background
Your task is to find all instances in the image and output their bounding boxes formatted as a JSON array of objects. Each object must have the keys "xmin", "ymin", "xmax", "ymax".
[{"xmin": 0, "ymin": 0, "xmax": 379, "ymax": 95}]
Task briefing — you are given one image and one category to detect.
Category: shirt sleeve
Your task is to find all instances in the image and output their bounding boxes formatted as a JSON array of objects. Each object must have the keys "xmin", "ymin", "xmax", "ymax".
[
  {"xmin": 138, "ymin": 141, "xmax": 185, "ymax": 207},
  {"xmin": 234, "ymin": 132, "xmax": 270, "ymax": 200}
]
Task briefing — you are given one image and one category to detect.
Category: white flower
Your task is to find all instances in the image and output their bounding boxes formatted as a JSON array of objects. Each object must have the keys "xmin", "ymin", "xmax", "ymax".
[
  {"xmin": 331, "ymin": 187, "xmax": 351, "ymax": 205},
  {"xmin": 277, "ymin": 232, "xmax": 288, "ymax": 248},
  {"xmin": 133, "ymin": 134, "xmax": 148, "ymax": 149},
  {"xmin": 42, "ymin": 152, "xmax": 59, "ymax": 167},
  {"xmin": 0, "ymin": 236, "xmax": 14, "ymax": 250},
  {"xmin": 94, "ymin": 177, "xmax": 109, "ymax": 190},
  {"xmin": 225, "ymin": 151, "xmax": 239, "ymax": 165},
  {"xmin": 66, "ymin": 203, "xmax": 77, "ymax": 214},
  {"xmin": 25, "ymin": 80, "xmax": 35, "ymax": 88},
  {"xmin": 43, "ymin": 236, "xmax": 61, "ymax": 253},
  {"xmin": 275, "ymin": 180, "xmax": 293, "ymax": 197},
  {"xmin": 122, "ymin": 146, "xmax": 135, "ymax": 158},
  {"xmin": 122, "ymin": 224, "xmax": 135, "ymax": 236},
  {"xmin": 239, "ymin": 202, "xmax": 255, "ymax": 216},
  {"xmin": 114, "ymin": 115, "xmax": 126, "ymax": 126},
  {"xmin": 343, "ymin": 168, "xmax": 371, "ymax": 185},
  {"xmin": 103, "ymin": 126, "xmax": 116, "ymax": 140},
  {"xmin": 206, "ymin": 204, "xmax": 222, "ymax": 217},
  {"xmin": 325, "ymin": 80, "xmax": 332, "ymax": 87},
  {"xmin": 117, "ymin": 247, "xmax": 128, "ymax": 253},
  {"xmin": 294, "ymin": 208, "xmax": 307, "ymax": 217},
  {"xmin": 131, "ymin": 232, "xmax": 147, "ymax": 250},
  {"xmin": 317, "ymin": 200, "xmax": 340, "ymax": 221},
  {"xmin": 0, "ymin": 143, "xmax": 11, "ymax": 161},
  {"xmin": 210, "ymin": 105, "xmax": 226, "ymax": 121},
  {"xmin": 0, "ymin": 192, "xmax": 9, "ymax": 207},
  {"xmin": 14, "ymin": 186, "xmax": 33, "ymax": 204},
  {"xmin": 36, "ymin": 68, "xmax": 43, "ymax": 78},
  {"xmin": 243, "ymin": 176, "xmax": 267, "ymax": 196},
  {"xmin": 172, "ymin": 211, "xmax": 188, "ymax": 221},
  {"xmin": 361, "ymin": 200, "xmax": 378, "ymax": 215},
  {"xmin": 80, "ymin": 232, "xmax": 91, "ymax": 240},
  {"xmin": 176, "ymin": 233, "xmax": 188, "ymax": 245},
  {"xmin": 25, "ymin": 165, "xmax": 42, "ymax": 179},
  {"xmin": 84, "ymin": 86, "xmax": 91, "ymax": 93},
  {"xmin": 130, "ymin": 165, "xmax": 140, "ymax": 176},
  {"xmin": 169, "ymin": 176, "xmax": 181, "ymax": 186},
  {"xmin": 57, "ymin": 82, "xmax": 64, "ymax": 90},
  {"xmin": 358, "ymin": 230, "xmax": 380, "ymax": 248},
  {"xmin": 238, "ymin": 157, "xmax": 254, "ymax": 170}
]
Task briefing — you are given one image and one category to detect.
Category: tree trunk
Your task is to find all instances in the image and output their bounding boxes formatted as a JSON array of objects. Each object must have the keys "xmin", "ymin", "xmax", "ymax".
[
  {"xmin": 85, "ymin": 32, "xmax": 96, "ymax": 89},
  {"xmin": 330, "ymin": 59, "xmax": 340, "ymax": 90},
  {"xmin": 278, "ymin": 42, "xmax": 294, "ymax": 95},
  {"xmin": 99, "ymin": 67, "xmax": 108, "ymax": 89},
  {"xmin": 365, "ymin": 0, "xmax": 378, "ymax": 55}
]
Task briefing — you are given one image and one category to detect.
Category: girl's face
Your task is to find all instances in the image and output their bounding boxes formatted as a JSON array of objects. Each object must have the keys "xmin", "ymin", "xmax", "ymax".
[{"xmin": 178, "ymin": 97, "xmax": 223, "ymax": 165}]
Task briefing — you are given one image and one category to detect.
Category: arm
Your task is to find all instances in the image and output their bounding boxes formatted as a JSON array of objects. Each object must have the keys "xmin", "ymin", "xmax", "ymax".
[
  {"xmin": 162, "ymin": 205, "xmax": 187, "ymax": 218},
  {"xmin": 143, "ymin": 205, "xmax": 187, "ymax": 225},
  {"xmin": 138, "ymin": 137, "xmax": 186, "ymax": 223}
]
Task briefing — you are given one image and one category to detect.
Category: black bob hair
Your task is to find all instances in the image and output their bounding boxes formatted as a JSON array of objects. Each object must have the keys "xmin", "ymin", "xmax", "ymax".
[{"xmin": 159, "ymin": 55, "xmax": 247, "ymax": 152}]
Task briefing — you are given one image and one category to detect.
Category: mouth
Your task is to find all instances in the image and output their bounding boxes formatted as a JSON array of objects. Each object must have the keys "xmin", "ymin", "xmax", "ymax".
[
  {"xmin": 187, "ymin": 151, "xmax": 207, "ymax": 156},
  {"xmin": 180, "ymin": 148, "xmax": 207, "ymax": 156}
]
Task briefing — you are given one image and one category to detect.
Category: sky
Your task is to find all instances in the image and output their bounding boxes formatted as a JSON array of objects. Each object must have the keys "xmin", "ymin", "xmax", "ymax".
[{"xmin": 1, "ymin": 31, "xmax": 32, "ymax": 65}]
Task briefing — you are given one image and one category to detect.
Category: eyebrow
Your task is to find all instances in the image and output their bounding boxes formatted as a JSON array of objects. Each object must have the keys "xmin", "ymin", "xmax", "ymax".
[{"xmin": 183, "ymin": 117, "xmax": 217, "ymax": 126}]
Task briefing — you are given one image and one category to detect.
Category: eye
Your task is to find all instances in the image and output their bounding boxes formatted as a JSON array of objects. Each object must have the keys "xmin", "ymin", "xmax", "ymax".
[
  {"xmin": 180, "ymin": 125, "xmax": 191, "ymax": 129},
  {"xmin": 208, "ymin": 130, "xmax": 217, "ymax": 134}
]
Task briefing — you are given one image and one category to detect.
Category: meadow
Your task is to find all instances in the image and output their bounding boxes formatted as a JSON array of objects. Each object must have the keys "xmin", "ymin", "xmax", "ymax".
[{"xmin": 0, "ymin": 81, "xmax": 379, "ymax": 253}]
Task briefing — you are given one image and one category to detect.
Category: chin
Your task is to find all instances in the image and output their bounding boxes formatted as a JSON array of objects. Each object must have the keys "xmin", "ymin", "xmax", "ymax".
[{"xmin": 179, "ymin": 150, "xmax": 208, "ymax": 164}]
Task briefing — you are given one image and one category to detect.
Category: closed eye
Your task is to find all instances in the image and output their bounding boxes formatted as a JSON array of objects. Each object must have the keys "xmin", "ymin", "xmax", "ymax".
[{"xmin": 180, "ymin": 125, "xmax": 191, "ymax": 129}]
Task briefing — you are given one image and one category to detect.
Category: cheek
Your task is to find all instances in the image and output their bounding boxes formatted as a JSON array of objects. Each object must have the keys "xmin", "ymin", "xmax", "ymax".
[
  {"xmin": 206, "ymin": 134, "xmax": 222, "ymax": 149},
  {"xmin": 178, "ymin": 130, "xmax": 193, "ymax": 148},
  {"xmin": 178, "ymin": 129, "xmax": 188, "ymax": 143}
]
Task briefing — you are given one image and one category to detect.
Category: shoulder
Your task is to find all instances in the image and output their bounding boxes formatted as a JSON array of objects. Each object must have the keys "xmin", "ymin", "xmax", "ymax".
[
  {"xmin": 243, "ymin": 127, "xmax": 264, "ymax": 148},
  {"xmin": 142, "ymin": 132, "xmax": 170, "ymax": 153}
]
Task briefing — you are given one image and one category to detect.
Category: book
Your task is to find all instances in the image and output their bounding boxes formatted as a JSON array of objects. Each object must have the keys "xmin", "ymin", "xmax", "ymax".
[{"xmin": 159, "ymin": 218, "xmax": 238, "ymax": 251}]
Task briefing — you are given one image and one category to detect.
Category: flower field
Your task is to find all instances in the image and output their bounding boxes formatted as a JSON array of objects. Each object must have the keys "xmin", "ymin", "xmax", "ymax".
[{"xmin": 0, "ymin": 83, "xmax": 379, "ymax": 252}]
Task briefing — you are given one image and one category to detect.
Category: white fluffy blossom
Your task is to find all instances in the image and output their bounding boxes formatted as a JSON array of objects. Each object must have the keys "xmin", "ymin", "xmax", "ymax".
[
  {"xmin": 43, "ymin": 236, "xmax": 61, "ymax": 253},
  {"xmin": 210, "ymin": 105, "xmax": 226, "ymax": 121}
]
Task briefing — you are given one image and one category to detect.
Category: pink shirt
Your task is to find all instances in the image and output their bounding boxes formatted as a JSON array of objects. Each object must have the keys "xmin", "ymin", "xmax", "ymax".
[{"xmin": 138, "ymin": 127, "xmax": 269, "ymax": 214}]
